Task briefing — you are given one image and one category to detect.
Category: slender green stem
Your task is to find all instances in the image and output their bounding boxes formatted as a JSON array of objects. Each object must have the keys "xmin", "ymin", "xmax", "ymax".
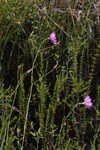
[{"xmin": 21, "ymin": 38, "xmax": 48, "ymax": 150}]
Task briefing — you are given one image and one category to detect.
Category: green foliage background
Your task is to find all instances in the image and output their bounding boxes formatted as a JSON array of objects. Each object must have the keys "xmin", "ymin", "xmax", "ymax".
[{"xmin": 0, "ymin": 0, "xmax": 100, "ymax": 150}]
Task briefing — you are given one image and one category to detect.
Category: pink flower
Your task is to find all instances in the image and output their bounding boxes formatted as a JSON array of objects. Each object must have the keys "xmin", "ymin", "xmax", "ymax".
[
  {"xmin": 49, "ymin": 32, "xmax": 57, "ymax": 44},
  {"xmin": 84, "ymin": 95, "xmax": 93, "ymax": 109},
  {"xmin": 26, "ymin": 68, "xmax": 32, "ymax": 73}
]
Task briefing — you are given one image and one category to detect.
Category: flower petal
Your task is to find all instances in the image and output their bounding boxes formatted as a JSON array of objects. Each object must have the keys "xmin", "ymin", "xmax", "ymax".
[
  {"xmin": 49, "ymin": 32, "xmax": 57, "ymax": 44},
  {"xmin": 84, "ymin": 95, "xmax": 93, "ymax": 109}
]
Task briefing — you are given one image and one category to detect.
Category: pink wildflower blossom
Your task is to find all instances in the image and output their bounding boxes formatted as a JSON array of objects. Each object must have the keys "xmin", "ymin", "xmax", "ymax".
[
  {"xmin": 27, "ymin": 68, "xmax": 32, "ymax": 73},
  {"xmin": 84, "ymin": 95, "xmax": 93, "ymax": 109},
  {"xmin": 49, "ymin": 32, "xmax": 57, "ymax": 44}
]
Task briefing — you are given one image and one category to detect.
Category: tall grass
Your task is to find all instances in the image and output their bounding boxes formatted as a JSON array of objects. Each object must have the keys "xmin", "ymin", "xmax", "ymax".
[{"xmin": 0, "ymin": 0, "xmax": 100, "ymax": 150}]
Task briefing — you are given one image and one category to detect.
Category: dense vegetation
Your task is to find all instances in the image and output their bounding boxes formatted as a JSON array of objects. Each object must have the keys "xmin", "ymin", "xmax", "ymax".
[{"xmin": 0, "ymin": 0, "xmax": 100, "ymax": 150}]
